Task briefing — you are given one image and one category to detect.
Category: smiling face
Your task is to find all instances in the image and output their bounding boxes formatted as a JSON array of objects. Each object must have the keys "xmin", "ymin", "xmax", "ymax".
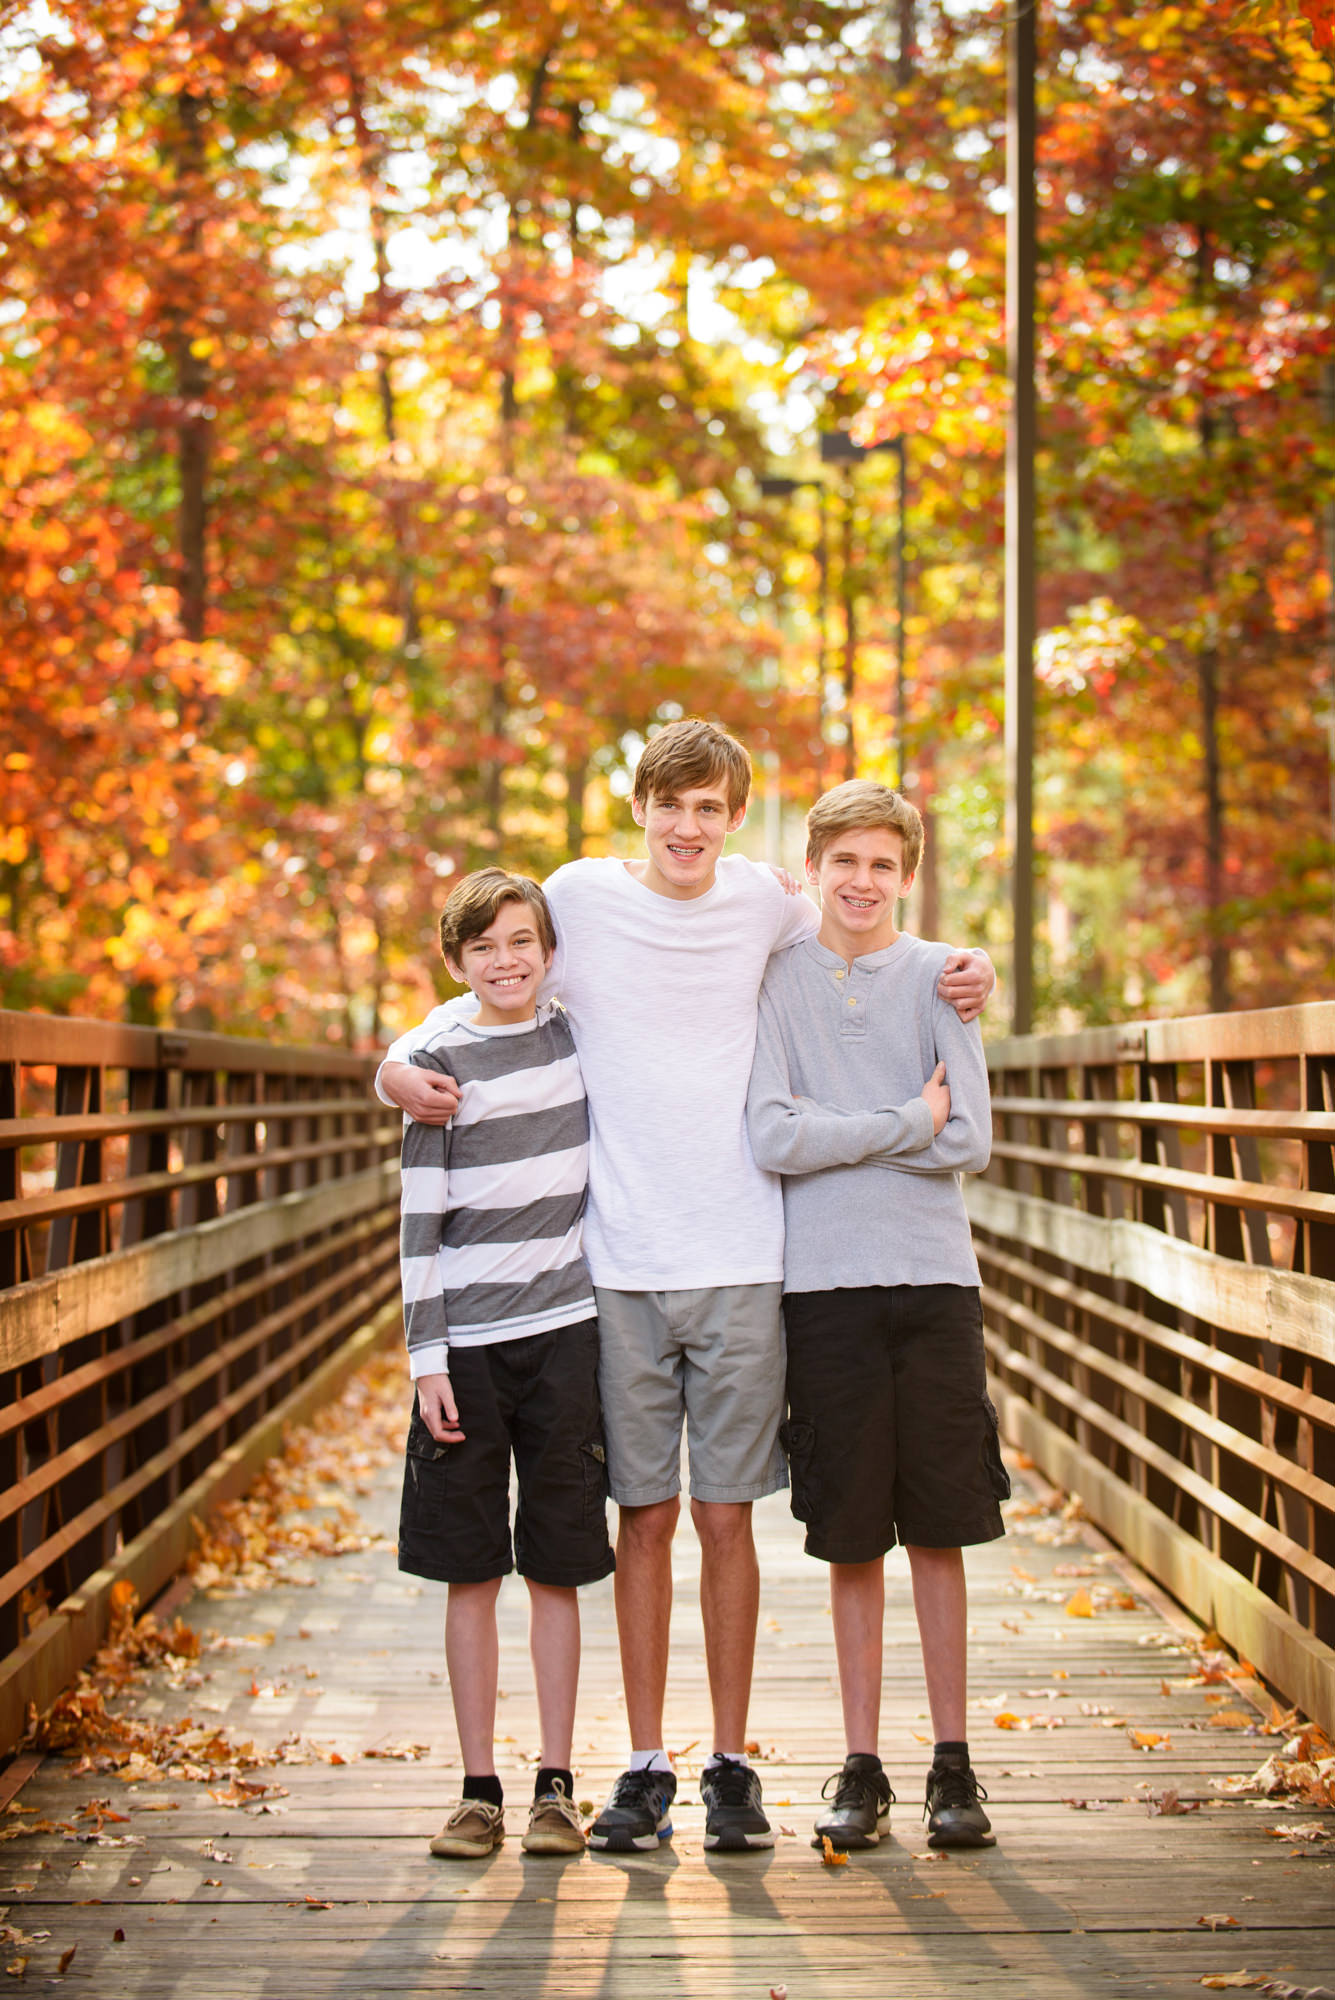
[
  {"xmin": 808, "ymin": 825, "xmax": 915, "ymax": 961},
  {"xmin": 631, "ymin": 780, "xmax": 745, "ymax": 900},
  {"xmin": 445, "ymin": 898, "xmax": 554, "ymax": 1026}
]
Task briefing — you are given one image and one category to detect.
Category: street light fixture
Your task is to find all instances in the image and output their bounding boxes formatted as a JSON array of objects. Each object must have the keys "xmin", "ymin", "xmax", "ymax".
[
  {"xmin": 817, "ymin": 432, "xmax": 910, "ymax": 790},
  {"xmin": 757, "ymin": 475, "xmax": 831, "ymax": 783}
]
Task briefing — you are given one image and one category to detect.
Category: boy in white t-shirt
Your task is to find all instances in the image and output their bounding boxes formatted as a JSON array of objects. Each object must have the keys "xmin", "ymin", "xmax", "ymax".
[{"xmin": 377, "ymin": 719, "xmax": 994, "ymax": 1855}]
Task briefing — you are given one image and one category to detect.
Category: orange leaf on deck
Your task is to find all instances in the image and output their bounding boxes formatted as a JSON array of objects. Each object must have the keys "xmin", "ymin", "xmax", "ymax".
[
  {"xmin": 819, "ymin": 1835, "xmax": 848, "ymax": 1868},
  {"xmin": 1064, "ymin": 1588, "xmax": 1095, "ymax": 1618}
]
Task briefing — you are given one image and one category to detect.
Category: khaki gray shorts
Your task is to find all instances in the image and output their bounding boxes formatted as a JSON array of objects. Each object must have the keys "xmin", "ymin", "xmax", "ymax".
[{"xmin": 593, "ymin": 1283, "xmax": 787, "ymax": 1507}]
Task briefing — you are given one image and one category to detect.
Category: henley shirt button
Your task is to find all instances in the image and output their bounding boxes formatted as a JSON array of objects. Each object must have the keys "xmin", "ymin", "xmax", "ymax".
[
  {"xmin": 848, "ymin": 998, "xmax": 857, "ymax": 1008},
  {"xmin": 833, "ymin": 970, "xmax": 845, "ymax": 980}
]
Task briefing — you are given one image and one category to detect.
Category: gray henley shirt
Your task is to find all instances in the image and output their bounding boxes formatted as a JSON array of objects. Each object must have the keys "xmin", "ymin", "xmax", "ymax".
[{"xmin": 746, "ymin": 931, "xmax": 992, "ymax": 1294}]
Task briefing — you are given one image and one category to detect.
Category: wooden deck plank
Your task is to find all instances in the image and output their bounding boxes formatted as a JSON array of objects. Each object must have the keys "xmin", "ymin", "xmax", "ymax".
[{"xmin": 2, "ymin": 1445, "xmax": 1332, "ymax": 2000}]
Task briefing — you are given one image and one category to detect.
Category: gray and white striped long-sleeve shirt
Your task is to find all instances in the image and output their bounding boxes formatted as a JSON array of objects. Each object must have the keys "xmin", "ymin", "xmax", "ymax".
[{"xmin": 398, "ymin": 1002, "xmax": 595, "ymax": 1378}]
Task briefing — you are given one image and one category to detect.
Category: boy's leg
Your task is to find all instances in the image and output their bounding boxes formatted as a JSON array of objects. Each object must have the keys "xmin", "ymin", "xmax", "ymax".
[
  {"xmin": 431, "ymin": 1577, "xmax": 509, "ymax": 1859},
  {"xmin": 906, "ymin": 1544, "xmax": 967, "ymax": 1739},
  {"xmin": 522, "ymin": 1580, "xmax": 588, "ymax": 1855},
  {"xmin": 444, "ymin": 1577, "xmax": 504, "ymax": 1772},
  {"xmin": 783, "ymin": 1289, "xmax": 899, "ymax": 1851},
  {"xmin": 829, "ymin": 1558, "xmax": 886, "ymax": 1754},
  {"xmin": 526, "ymin": 1581, "xmax": 580, "ymax": 1771},
  {"xmin": 614, "ymin": 1497, "xmax": 679, "ymax": 1749},
  {"xmin": 679, "ymin": 1284, "xmax": 785, "ymax": 1852},
  {"xmin": 891, "ymin": 1286, "xmax": 1007, "ymax": 1851},
  {"xmin": 691, "ymin": 1497, "xmax": 759, "ymax": 1752}
]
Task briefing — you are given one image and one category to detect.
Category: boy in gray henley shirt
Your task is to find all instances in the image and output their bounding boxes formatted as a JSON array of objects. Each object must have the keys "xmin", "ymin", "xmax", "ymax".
[{"xmin": 746, "ymin": 779, "xmax": 1009, "ymax": 1857}]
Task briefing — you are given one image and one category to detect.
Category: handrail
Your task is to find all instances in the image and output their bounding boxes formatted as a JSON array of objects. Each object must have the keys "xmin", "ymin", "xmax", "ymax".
[
  {"xmin": 0, "ymin": 1009, "xmax": 403, "ymax": 1752},
  {"xmin": 969, "ymin": 1001, "xmax": 1335, "ymax": 1736}
]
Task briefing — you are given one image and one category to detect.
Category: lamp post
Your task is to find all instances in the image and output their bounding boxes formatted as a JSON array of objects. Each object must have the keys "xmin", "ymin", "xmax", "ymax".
[
  {"xmin": 759, "ymin": 474, "xmax": 830, "ymax": 782},
  {"xmin": 817, "ymin": 431, "xmax": 909, "ymax": 787}
]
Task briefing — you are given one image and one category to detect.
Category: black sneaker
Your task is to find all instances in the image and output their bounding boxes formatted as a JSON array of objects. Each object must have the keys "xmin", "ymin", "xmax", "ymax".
[
  {"xmin": 701, "ymin": 1756, "xmax": 774, "ymax": 1852},
  {"xmin": 587, "ymin": 1767, "xmax": 677, "ymax": 1852},
  {"xmin": 812, "ymin": 1753, "xmax": 893, "ymax": 1851},
  {"xmin": 924, "ymin": 1755, "xmax": 995, "ymax": 1848}
]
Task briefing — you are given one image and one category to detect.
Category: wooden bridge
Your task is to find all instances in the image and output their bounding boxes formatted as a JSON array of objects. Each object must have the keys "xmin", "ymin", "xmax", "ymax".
[{"xmin": 1, "ymin": 1005, "xmax": 1333, "ymax": 1997}]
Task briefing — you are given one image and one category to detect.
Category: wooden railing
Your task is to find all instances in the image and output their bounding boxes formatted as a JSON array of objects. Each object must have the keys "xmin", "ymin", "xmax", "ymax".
[
  {"xmin": 0, "ymin": 1011, "xmax": 402, "ymax": 1752},
  {"xmin": 969, "ymin": 1003, "xmax": 1335, "ymax": 1736}
]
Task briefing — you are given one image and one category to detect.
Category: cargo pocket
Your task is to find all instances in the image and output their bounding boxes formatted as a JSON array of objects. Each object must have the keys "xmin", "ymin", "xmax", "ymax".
[
  {"xmin": 402, "ymin": 1411, "xmax": 453, "ymax": 1532},
  {"xmin": 580, "ymin": 1440, "xmax": 609, "ymax": 1526},
  {"xmin": 779, "ymin": 1418, "xmax": 819, "ymax": 1523},
  {"xmin": 981, "ymin": 1394, "xmax": 1011, "ymax": 1503}
]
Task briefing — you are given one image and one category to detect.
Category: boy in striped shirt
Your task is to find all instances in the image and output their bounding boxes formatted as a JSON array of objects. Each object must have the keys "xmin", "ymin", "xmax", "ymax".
[{"xmin": 398, "ymin": 868, "xmax": 613, "ymax": 1861}]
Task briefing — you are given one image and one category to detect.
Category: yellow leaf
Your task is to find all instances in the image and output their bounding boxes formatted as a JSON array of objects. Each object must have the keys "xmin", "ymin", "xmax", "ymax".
[
  {"xmin": 820, "ymin": 1835, "xmax": 848, "ymax": 1868},
  {"xmin": 1065, "ymin": 1588, "xmax": 1095, "ymax": 1618}
]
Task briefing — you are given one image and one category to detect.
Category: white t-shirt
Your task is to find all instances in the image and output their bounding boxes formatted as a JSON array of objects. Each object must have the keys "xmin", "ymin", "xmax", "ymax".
[{"xmin": 379, "ymin": 855, "xmax": 818, "ymax": 1290}]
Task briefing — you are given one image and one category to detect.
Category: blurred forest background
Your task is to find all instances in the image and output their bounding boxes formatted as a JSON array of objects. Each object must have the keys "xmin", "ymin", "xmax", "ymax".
[{"xmin": 3, "ymin": 0, "xmax": 1334, "ymax": 1045}]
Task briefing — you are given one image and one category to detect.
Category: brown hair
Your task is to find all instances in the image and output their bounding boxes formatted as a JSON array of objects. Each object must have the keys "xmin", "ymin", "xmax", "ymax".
[
  {"xmin": 632, "ymin": 718, "xmax": 752, "ymax": 817},
  {"xmin": 438, "ymin": 868, "xmax": 556, "ymax": 967},
  {"xmin": 805, "ymin": 780, "xmax": 924, "ymax": 880}
]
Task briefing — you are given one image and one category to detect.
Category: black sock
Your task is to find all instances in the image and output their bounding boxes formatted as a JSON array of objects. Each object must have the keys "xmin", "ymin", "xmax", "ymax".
[
  {"xmin": 463, "ymin": 1773, "xmax": 503, "ymax": 1808},
  {"xmin": 933, "ymin": 1740, "xmax": 969, "ymax": 1765},
  {"xmin": 534, "ymin": 1765, "xmax": 574, "ymax": 1799}
]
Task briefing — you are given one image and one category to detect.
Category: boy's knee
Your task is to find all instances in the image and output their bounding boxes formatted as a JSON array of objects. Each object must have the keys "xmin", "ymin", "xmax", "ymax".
[
  {"xmin": 617, "ymin": 1496, "xmax": 680, "ymax": 1553},
  {"xmin": 689, "ymin": 1497, "xmax": 754, "ymax": 1552}
]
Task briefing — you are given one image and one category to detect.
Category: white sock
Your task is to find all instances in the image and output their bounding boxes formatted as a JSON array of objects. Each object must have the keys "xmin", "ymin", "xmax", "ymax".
[
  {"xmin": 704, "ymin": 1750, "xmax": 750, "ymax": 1769},
  {"xmin": 628, "ymin": 1749, "xmax": 673, "ymax": 1774}
]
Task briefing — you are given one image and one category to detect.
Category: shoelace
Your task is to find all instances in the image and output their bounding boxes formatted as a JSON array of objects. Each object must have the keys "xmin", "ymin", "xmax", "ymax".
[
  {"xmin": 705, "ymin": 1760, "xmax": 756, "ymax": 1806},
  {"xmin": 822, "ymin": 1768, "xmax": 891, "ymax": 1812},
  {"xmin": 926, "ymin": 1764, "xmax": 987, "ymax": 1814},
  {"xmin": 611, "ymin": 1768, "xmax": 669, "ymax": 1808}
]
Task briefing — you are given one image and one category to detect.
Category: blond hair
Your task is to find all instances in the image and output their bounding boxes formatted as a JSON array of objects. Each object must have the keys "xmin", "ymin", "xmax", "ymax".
[
  {"xmin": 632, "ymin": 718, "xmax": 751, "ymax": 817},
  {"xmin": 805, "ymin": 780, "xmax": 924, "ymax": 879}
]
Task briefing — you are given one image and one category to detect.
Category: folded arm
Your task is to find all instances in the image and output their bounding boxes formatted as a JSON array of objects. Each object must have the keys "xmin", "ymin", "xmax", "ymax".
[{"xmin": 747, "ymin": 991, "xmax": 937, "ymax": 1174}]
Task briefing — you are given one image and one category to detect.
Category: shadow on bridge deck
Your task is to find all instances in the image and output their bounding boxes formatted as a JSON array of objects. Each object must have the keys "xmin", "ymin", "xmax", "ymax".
[{"xmin": 2, "ymin": 1423, "xmax": 1333, "ymax": 2000}]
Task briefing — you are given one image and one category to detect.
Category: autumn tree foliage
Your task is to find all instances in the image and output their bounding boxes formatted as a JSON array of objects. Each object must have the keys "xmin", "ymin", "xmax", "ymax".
[{"xmin": 2, "ymin": 0, "xmax": 1333, "ymax": 1034}]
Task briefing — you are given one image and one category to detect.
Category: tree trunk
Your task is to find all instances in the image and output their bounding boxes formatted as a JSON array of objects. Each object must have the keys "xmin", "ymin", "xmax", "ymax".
[
  {"xmin": 172, "ymin": 80, "xmax": 209, "ymax": 643},
  {"xmin": 565, "ymin": 753, "xmax": 588, "ymax": 860}
]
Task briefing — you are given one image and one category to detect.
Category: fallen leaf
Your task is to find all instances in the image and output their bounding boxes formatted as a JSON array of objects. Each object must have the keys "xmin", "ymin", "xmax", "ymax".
[
  {"xmin": 1198, "ymin": 1977, "xmax": 1265, "ymax": 1992},
  {"xmin": 304, "ymin": 1896, "xmax": 333, "ymax": 1911},
  {"xmin": 4, "ymin": 1961, "xmax": 27, "ymax": 1979},
  {"xmin": 1128, "ymin": 1730, "xmax": 1170, "ymax": 1751},
  {"xmin": 57, "ymin": 1947, "xmax": 77, "ymax": 1974},
  {"xmin": 1195, "ymin": 1913, "xmax": 1240, "ymax": 1930},
  {"xmin": 819, "ymin": 1836, "xmax": 847, "ymax": 1868},
  {"xmin": 1208, "ymin": 1710, "xmax": 1254, "ymax": 1730},
  {"xmin": 113, "ymin": 1930, "xmax": 125, "ymax": 1943},
  {"xmin": 1145, "ymin": 1789, "xmax": 1200, "ymax": 1816},
  {"xmin": 1065, "ymin": 1588, "xmax": 1096, "ymax": 1618},
  {"xmin": 771, "ymin": 1988, "xmax": 788, "ymax": 1999}
]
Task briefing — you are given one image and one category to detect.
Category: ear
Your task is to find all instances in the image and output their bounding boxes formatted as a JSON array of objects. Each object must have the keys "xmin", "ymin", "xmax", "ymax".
[
  {"xmin": 804, "ymin": 855, "xmax": 819, "ymax": 885},
  {"xmin": 727, "ymin": 804, "xmax": 747, "ymax": 832},
  {"xmin": 630, "ymin": 794, "xmax": 647, "ymax": 827},
  {"xmin": 899, "ymin": 869, "xmax": 917, "ymax": 899},
  {"xmin": 443, "ymin": 953, "xmax": 466, "ymax": 986}
]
